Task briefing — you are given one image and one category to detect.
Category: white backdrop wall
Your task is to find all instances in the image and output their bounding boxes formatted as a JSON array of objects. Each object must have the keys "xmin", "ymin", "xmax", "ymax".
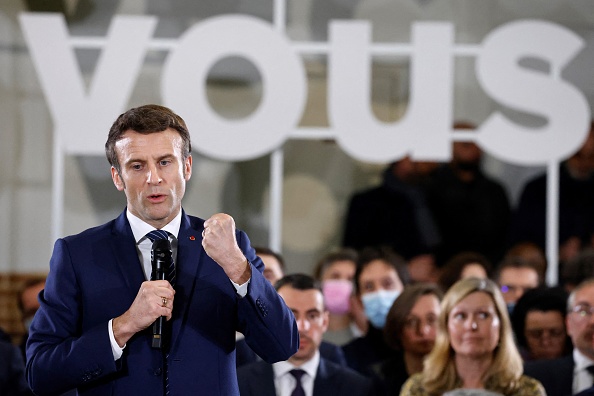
[{"xmin": 1, "ymin": 0, "xmax": 594, "ymax": 279}]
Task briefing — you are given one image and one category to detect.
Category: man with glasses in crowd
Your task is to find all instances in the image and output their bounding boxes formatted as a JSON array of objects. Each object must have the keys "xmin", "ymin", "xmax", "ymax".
[{"xmin": 525, "ymin": 278, "xmax": 594, "ymax": 395}]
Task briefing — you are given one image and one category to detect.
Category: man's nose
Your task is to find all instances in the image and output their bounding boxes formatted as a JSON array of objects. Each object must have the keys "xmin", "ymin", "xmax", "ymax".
[
  {"xmin": 147, "ymin": 164, "xmax": 162, "ymax": 184},
  {"xmin": 297, "ymin": 318, "xmax": 311, "ymax": 332}
]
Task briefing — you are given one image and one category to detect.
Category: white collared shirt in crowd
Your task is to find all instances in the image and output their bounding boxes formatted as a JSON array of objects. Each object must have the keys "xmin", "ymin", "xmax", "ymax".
[
  {"xmin": 272, "ymin": 350, "xmax": 320, "ymax": 396},
  {"xmin": 573, "ymin": 347, "xmax": 594, "ymax": 394}
]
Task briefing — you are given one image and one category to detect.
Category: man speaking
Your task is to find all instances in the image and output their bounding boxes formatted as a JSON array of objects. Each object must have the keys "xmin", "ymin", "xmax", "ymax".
[{"xmin": 25, "ymin": 104, "xmax": 298, "ymax": 395}]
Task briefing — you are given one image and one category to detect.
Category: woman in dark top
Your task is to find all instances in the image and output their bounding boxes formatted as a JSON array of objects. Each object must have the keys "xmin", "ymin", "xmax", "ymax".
[{"xmin": 372, "ymin": 283, "xmax": 442, "ymax": 395}]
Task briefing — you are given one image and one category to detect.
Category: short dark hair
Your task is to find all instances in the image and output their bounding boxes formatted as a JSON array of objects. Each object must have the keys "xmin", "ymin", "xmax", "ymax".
[
  {"xmin": 105, "ymin": 104, "xmax": 192, "ymax": 173},
  {"xmin": 510, "ymin": 287, "xmax": 570, "ymax": 353},
  {"xmin": 383, "ymin": 283, "xmax": 443, "ymax": 350},
  {"xmin": 254, "ymin": 247, "xmax": 286, "ymax": 271},
  {"xmin": 274, "ymin": 273, "xmax": 321, "ymax": 293},
  {"xmin": 494, "ymin": 256, "xmax": 540, "ymax": 285},
  {"xmin": 354, "ymin": 246, "xmax": 410, "ymax": 295},
  {"xmin": 313, "ymin": 248, "xmax": 358, "ymax": 280},
  {"xmin": 437, "ymin": 251, "xmax": 491, "ymax": 293}
]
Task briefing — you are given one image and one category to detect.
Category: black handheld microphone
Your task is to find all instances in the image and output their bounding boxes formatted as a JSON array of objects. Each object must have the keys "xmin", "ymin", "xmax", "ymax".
[{"xmin": 151, "ymin": 238, "xmax": 172, "ymax": 349}]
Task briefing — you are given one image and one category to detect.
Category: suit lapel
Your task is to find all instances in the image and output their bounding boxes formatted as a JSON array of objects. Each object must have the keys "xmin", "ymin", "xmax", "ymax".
[
  {"xmin": 170, "ymin": 211, "xmax": 205, "ymax": 348},
  {"xmin": 111, "ymin": 211, "xmax": 146, "ymax": 295},
  {"xmin": 313, "ymin": 358, "xmax": 335, "ymax": 395}
]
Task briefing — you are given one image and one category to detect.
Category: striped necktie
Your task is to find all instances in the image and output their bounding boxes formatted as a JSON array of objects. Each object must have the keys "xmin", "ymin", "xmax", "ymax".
[
  {"xmin": 146, "ymin": 230, "xmax": 176, "ymax": 286},
  {"xmin": 146, "ymin": 229, "xmax": 175, "ymax": 395}
]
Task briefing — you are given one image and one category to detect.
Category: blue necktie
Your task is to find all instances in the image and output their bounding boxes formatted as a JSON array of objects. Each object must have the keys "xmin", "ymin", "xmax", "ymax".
[
  {"xmin": 290, "ymin": 369, "xmax": 306, "ymax": 396},
  {"xmin": 146, "ymin": 230, "xmax": 176, "ymax": 286}
]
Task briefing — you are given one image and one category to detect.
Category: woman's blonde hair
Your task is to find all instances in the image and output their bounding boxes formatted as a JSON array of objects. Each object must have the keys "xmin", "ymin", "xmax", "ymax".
[{"xmin": 421, "ymin": 277, "xmax": 523, "ymax": 395}]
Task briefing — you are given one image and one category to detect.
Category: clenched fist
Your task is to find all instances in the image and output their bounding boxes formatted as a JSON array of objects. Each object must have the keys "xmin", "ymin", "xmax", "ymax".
[{"xmin": 202, "ymin": 213, "xmax": 251, "ymax": 284}]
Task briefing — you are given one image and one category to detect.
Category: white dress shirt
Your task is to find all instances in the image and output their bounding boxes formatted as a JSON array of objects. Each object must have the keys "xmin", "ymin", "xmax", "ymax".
[
  {"xmin": 573, "ymin": 348, "xmax": 594, "ymax": 394},
  {"xmin": 272, "ymin": 351, "xmax": 320, "ymax": 396},
  {"xmin": 108, "ymin": 209, "xmax": 249, "ymax": 360}
]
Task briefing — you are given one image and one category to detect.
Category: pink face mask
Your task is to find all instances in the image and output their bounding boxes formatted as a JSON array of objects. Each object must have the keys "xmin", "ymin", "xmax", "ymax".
[{"xmin": 322, "ymin": 279, "xmax": 353, "ymax": 315}]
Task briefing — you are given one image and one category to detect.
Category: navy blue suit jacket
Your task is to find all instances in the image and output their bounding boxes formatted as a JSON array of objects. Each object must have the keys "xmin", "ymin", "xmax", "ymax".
[
  {"xmin": 237, "ymin": 356, "xmax": 373, "ymax": 396},
  {"xmin": 26, "ymin": 210, "xmax": 298, "ymax": 395},
  {"xmin": 523, "ymin": 354, "xmax": 574, "ymax": 396}
]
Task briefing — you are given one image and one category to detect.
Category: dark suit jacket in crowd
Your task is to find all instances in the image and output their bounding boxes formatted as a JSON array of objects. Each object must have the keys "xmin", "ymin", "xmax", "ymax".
[
  {"xmin": 235, "ymin": 337, "xmax": 347, "ymax": 367},
  {"xmin": 576, "ymin": 385, "xmax": 594, "ymax": 396},
  {"xmin": 0, "ymin": 340, "xmax": 33, "ymax": 396},
  {"xmin": 26, "ymin": 210, "xmax": 298, "ymax": 396},
  {"xmin": 237, "ymin": 356, "xmax": 373, "ymax": 396},
  {"xmin": 523, "ymin": 354, "xmax": 574, "ymax": 396}
]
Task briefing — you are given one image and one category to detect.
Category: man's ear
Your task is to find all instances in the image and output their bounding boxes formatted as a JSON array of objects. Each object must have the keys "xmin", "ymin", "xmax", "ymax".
[
  {"xmin": 111, "ymin": 167, "xmax": 125, "ymax": 191},
  {"xmin": 322, "ymin": 310, "xmax": 330, "ymax": 333},
  {"xmin": 184, "ymin": 155, "xmax": 193, "ymax": 181}
]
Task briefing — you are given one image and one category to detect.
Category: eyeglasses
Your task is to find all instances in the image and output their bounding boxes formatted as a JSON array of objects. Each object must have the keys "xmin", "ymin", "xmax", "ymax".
[
  {"xmin": 525, "ymin": 328, "xmax": 565, "ymax": 340},
  {"xmin": 571, "ymin": 304, "xmax": 594, "ymax": 320},
  {"xmin": 500, "ymin": 285, "xmax": 534, "ymax": 294}
]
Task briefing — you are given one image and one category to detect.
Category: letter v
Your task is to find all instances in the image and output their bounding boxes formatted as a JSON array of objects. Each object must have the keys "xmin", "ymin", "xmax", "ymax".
[{"xmin": 19, "ymin": 13, "xmax": 157, "ymax": 154}]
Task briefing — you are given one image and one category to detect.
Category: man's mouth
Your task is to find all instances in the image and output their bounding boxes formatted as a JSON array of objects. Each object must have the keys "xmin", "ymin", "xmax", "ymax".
[{"xmin": 147, "ymin": 194, "xmax": 166, "ymax": 203}]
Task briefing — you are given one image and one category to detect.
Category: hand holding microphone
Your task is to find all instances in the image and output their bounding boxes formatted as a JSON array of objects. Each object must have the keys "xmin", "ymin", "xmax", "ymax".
[{"xmin": 151, "ymin": 238, "xmax": 173, "ymax": 349}]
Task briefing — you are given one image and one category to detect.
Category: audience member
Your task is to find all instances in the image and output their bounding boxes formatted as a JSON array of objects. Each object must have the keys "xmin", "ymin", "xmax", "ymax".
[
  {"xmin": 342, "ymin": 246, "xmax": 410, "ymax": 375},
  {"xmin": 0, "ymin": 339, "xmax": 32, "ymax": 396},
  {"xmin": 313, "ymin": 248, "xmax": 363, "ymax": 345},
  {"xmin": 371, "ymin": 283, "xmax": 443, "ymax": 395},
  {"xmin": 237, "ymin": 274, "xmax": 373, "ymax": 396},
  {"xmin": 510, "ymin": 122, "xmax": 594, "ymax": 266},
  {"xmin": 504, "ymin": 242, "xmax": 547, "ymax": 285},
  {"xmin": 426, "ymin": 122, "xmax": 511, "ymax": 267},
  {"xmin": 437, "ymin": 251, "xmax": 491, "ymax": 293},
  {"xmin": 510, "ymin": 287, "xmax": 571, "ymax": 361},
  {"xmin": 400, "ymin": 278, "xmax": 545, "ymax": 396},
  {"xmin": 524, "ymin": 278, "xmax": 594, "ymax": 395},
  {"xmin": 494, "ymin": 258, "xmax": 540, "ymax": 315},
  {"xmin": 407, "ymin": 253, "xmax": 440, "ymax": 285},
  {"xmin": 561, "ymin": 248, "xmax": 594, "ymax": 292},
  {"xmin": 17, "ymin": 278, "xmax": 45, "ymax": 359},
  {"xmin": 255, "ymin": 246, "xmax": 285, "ymax": 285},
  {"xmin": 236, "ymin": 250, "xmax": 346, "ymax": 367},
  {"xmin": 343, "ymin": 157, "xmax": 440, "ymax": 260}
]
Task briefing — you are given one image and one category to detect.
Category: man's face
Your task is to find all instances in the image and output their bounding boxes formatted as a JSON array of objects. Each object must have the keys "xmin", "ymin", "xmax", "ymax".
[
  {"xmin": 498, "ymin": 267, "xmax": 539, "ymax": 305},
  {"xmin": 278, "ymin": 286, "xmax": 328, "ymax": 366},
  {"xmin": 260, "ymin": 254, "xmax": 284, "ymax": 285},
  {"xmin": 111, "ymin": 129, "xmax": 192, "ymax": 229},
  {"xmin": 567, "ymin": 283, "xmax": 594, "ymax": 360},
  {"xmin": 524, "ymin": 310, "xmax": 567, "ymax": 360}
]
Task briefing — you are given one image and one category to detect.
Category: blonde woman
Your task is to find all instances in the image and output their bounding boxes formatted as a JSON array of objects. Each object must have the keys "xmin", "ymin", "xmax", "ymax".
[{"xmin": 400, "ymin": 278, "xmax": 545, "ymax": 396}]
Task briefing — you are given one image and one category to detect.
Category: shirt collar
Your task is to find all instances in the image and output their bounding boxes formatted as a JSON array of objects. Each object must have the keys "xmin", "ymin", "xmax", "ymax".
[
  {"xmin": 272, "ymin": 350, "xmax": 320, "ymax": 379},
  {"xmin": 574, "ymin": 348, "xmax": 594, "ymax": 371},
  {"xmin": 127, "ymin": 209, "xmax": 182, "ymax": 243}
]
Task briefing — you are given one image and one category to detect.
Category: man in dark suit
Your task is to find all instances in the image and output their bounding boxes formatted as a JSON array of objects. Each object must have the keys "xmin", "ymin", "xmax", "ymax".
[
  {"xmin": 0, "ymin": 339, "xmax": 32, "ymax": 395},
  {"xmin": 235, "ymin": 248, "xmax": 347, "ymax": 368},
  {"xmin": 25, "ymin": 105, "xmax": 298, "ymax": 395},
  {"xmin": 237, "ymin": 274, "xmax": 372, "ymax": 396},
  {"xmin": 524, "ymin": 278, "xmax": 594, "ymax": 396}
]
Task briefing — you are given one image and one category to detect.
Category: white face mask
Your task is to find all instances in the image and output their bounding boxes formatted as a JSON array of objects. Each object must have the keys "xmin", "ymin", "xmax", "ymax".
[{"xmin": 361, "ymin": 289, "xmax": 401, "ymax": 329}]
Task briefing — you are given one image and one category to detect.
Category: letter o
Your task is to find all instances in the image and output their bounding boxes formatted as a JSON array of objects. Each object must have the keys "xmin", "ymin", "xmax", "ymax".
[{"xmin": 162, "ymin": 15, "xmax": 307, "ymax": 161}]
